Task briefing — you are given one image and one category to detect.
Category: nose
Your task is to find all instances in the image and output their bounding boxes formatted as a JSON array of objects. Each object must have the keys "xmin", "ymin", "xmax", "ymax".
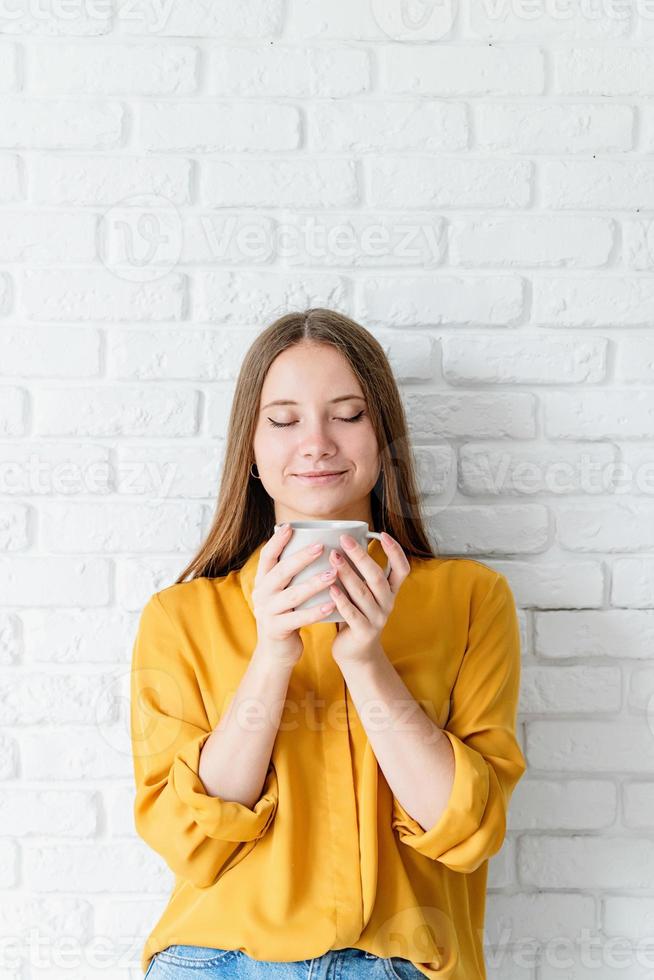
[{"xmin": 296, "ymin": 422, "xmax": 340, "ymax": 459}]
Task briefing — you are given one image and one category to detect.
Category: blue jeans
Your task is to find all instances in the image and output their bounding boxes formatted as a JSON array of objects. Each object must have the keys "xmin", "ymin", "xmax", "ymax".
[{"xmin": 144, "ymin": 944, "xmax": 423, "ymax": 979}]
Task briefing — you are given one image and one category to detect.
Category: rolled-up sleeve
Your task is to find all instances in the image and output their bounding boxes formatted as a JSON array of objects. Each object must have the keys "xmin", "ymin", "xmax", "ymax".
[
  {"xmin": 391, "ymin": 572, "xmax": 526, "ymax": 873},
  {"xmin": 130, "ymin": 593, "xmax": 278, "ymax": 889}
]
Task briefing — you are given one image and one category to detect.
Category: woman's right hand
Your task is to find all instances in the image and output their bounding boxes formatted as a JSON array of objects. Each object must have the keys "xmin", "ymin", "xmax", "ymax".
[{"xmin": 251, "ymin": 524, "xmax": 338, "ymax": 667}]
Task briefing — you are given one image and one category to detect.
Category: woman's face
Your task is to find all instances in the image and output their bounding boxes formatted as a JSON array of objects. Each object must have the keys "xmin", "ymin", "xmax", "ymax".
[{"xmin": 252, "ymin": 342, "xmax": 381, "ymax": 526}]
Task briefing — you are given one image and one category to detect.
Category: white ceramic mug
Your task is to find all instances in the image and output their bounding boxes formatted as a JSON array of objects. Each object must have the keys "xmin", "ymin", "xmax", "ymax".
[{"xmin": 273, "ymin": 519, "xmax": 392, "ymax": 623}]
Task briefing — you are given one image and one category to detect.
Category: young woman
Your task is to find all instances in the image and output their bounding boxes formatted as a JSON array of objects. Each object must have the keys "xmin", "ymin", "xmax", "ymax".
[{"xmin": 130, "ymin": 308, "xmax": 526, "ymax": 980}]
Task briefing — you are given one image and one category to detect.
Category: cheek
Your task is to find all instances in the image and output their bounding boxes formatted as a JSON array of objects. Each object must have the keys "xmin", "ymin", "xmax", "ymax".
[
  {"xmin": 253, "ymin": 422, "xmax": 281, "ymax": 451},
  {"xmin": 254, "ymin": 430, "xmax": 294, "ymax": 475},
  {"xmin": 348, "ymin": 430, "xmax": 380, "ymax": 469}
]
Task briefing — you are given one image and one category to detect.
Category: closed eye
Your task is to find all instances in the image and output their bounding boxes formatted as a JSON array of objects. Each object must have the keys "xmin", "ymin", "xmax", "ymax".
[{"xmin": 267, "ymin": 410, "xmax": 366, "ymax": 429}]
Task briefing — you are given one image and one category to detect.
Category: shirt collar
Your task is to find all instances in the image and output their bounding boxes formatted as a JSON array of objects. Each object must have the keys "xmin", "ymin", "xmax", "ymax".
[{"xmin": 239, "ymin": 535, "xmax": 387, "ymax": 616}]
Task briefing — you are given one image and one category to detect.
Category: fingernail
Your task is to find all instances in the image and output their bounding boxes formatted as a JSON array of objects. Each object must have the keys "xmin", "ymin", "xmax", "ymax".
[
  {"xmin": 332, "ymin": 550, "xmax": 344, "ymax": 563},
  {"xmin": 341, "ymin": 534, "xmax": 356, "ymax": 548},
  {"xmin": 321, "ymin": 568, "xmax": 336, "ymax": 579}
]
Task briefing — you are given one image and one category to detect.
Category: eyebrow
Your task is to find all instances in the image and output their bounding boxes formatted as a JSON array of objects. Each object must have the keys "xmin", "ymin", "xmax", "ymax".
[{"xmin": 261, "ymin": 394, "xmax": 366, "ymax": 410}]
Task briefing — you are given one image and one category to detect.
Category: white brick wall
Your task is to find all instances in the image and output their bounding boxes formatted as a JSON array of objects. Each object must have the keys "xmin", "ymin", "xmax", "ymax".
[{"xmin": 1, "ymin": 3, "xmax": 653, "ymax": 978}]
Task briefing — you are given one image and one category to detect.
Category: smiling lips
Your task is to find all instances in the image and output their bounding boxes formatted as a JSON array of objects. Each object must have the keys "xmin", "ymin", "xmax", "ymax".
[{"xmin": 293, "ymin": 471, "xmax": 346, "ymax": 484}]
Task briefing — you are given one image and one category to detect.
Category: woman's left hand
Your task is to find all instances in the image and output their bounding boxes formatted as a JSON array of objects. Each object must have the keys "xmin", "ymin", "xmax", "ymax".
[{"xmin": 328, "ymin": 532, "xmax": 411, "ymax": 665}]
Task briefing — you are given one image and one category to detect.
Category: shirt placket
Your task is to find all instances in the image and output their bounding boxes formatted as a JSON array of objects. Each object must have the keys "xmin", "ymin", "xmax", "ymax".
[{"xmin": 304, "ymin": 621, "xmax": 365, "ymax": 947}]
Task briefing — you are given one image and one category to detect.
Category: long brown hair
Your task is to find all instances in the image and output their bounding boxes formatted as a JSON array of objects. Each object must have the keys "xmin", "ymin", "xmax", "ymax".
[{"xmin": 174, "ymin": 308, "xmax": 437, "ymax": 584}]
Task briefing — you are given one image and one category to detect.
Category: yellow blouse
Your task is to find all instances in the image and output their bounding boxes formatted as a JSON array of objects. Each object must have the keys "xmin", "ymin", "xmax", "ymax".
[{"xmin": 130, "ymin": 537, "xmax": 526, "ymax": 980}]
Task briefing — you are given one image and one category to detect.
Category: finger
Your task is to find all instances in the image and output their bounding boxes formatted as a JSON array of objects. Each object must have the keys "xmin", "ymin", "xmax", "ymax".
[
  {"xmin": 259, "ymin": 523, "xmax": 294, "ymax": 575},
  {"xmin": 379, "ymin": 531, "xmax": 411, "ymax": 593},
  {"xmin": 327, "ymin": 554, "xmax": 379, "ymax": 619},
  {"xmin": 332, "ymin": 538, "xmax": 389, "ymax": 607},
  {"xmin": 277, "ymin": 597, "xmax": 336, "ymax": 631},
  {"xmin": 260, "ymin": 529, "xmax": 326, "ymax": 589},
  {"xmin": 273, "ymin": 540, "xmax": 327, "ymax": 591},
  {"xmin": 269, "ymin": 565, "xmax": 338, "ymax": 616},
  {"xmin": 333, "ymin": 572, "xmax": 387, "ymax": 627},
  {"xmin": 328, "ymin": 582, "xmax": 361, "ymax": 626}
]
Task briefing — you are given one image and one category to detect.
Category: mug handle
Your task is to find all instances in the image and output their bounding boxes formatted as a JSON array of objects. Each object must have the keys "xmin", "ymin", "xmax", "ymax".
[{"xmin": 366, "ymin": 531, "xmax": 392, "ymax": 579}]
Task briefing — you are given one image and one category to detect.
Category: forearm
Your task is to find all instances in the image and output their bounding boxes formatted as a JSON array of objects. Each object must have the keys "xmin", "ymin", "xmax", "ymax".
[
  {"xmin": 336, "ymin": 646, "xmax": 455, "ymax": 831},
  {"xmin": 198, "ymin": 647, "xmax": 293, "ymax": 809}
]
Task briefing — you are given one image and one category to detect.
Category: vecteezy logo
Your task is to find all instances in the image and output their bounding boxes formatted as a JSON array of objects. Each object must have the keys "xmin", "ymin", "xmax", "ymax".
[
  {"xmin": 97, "ymin": 193, "xmax": 183, "ymax": 283},
  {"xmin": 370, "ymin": 0, "xmax": 457, "ymax": 40}
]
